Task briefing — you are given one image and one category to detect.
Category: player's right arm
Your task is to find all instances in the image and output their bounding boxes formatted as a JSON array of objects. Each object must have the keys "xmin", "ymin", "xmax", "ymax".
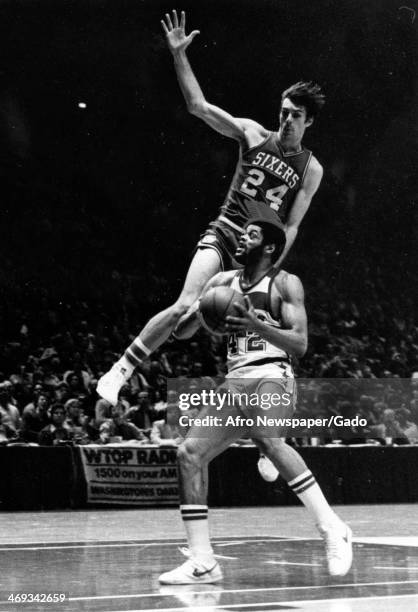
[{"xmin": 161, "ymin": 10, "xmax": 266, "ymax": 142}]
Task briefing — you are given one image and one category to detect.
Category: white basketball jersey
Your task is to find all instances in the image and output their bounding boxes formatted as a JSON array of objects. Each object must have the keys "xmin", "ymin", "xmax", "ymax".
[{"xmin": 226, "ymin": 269, "xmax": 290, "ymax": 372}]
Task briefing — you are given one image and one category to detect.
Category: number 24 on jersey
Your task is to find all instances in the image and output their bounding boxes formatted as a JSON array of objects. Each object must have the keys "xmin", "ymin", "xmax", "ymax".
[{"xmin": 240, "ymin": 169, "xmax": 289, "ymax": 211}]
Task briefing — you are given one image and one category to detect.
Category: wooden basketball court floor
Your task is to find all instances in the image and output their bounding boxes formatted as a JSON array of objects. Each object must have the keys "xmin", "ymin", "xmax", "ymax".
[{"xmin": 0, "ymin": 504, "xmax": 418, "ymax": 611}]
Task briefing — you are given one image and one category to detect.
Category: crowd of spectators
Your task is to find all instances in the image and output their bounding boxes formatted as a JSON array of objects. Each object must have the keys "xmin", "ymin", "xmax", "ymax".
[{"xmin": 0, "ymin": 245, "xmax": 417, "ymax": 447}]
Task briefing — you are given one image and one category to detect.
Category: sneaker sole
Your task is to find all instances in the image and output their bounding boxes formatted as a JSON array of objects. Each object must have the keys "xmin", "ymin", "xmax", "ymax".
[
  {"xmin": 158, "ymin": 573, "xmax": 223, "ymax": 585},
  {"xmin": 96, "ymin": 384, "xmax": 118, "ymax": 406}
]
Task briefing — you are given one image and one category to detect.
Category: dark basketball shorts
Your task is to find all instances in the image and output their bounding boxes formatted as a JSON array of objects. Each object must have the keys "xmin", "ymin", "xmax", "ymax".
[{"xmin": 195, "ymin": 219, "xmax": 243, "ymax": 271}]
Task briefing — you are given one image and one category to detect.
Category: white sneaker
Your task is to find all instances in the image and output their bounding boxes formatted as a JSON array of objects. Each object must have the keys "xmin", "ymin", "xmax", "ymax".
[
  {"xmin": 97, "ymin": 363, "xmax": 130, "ymax": 406},
  {"xmin": 257, "ymin": 454, "xmax": 279, "ymax": 482},
  {"xmin": 319, "ymin": 523, "xmax": 353, "ymax": 577},
  {"xmin": 158, "ymin": 557, "xmax": 223, "ymax": 585}
]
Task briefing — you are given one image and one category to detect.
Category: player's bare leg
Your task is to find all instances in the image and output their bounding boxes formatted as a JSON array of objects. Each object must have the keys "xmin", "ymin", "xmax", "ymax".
[
  {"xmin": 97, "ymin": 248, "xmax": 221, "ymax": 404},
  {"xmin": 251, "ymin": 380, "xmax": 352, "ymax": 577},
  {"xmin": 159, "ymin": 401, "xmax": 247, "ymax": 584},
  {"xmin": 135, "ymin": 248, "xmax": 221, "ymax": 352}
]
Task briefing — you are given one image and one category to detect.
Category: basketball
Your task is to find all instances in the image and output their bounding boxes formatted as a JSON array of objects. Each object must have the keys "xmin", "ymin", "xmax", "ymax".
[{"xmin": 199, "ymin": 286, "xmax": 247, "ymax": 335}]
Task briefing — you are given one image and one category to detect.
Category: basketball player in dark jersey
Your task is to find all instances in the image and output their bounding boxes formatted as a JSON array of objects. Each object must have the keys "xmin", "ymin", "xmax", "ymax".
[
  {"xmin": 97, "ymin": 9, "xmax": 324, "ymax": 405},
  {"xmin": 158, "ymin": 210, "xmax": 352, "ymax": 584}
]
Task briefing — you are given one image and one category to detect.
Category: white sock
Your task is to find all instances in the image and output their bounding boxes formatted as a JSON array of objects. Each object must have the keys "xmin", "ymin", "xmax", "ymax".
[
  {"xmin": 180, "ymin": 505, "xmax": 214, "ymax": 564},
  {"xmin": 287, "ymin": 470, "xmax": 341, "ymax": 530},
  {"xmin": 118, "ymin": 338, "xmax": 151, "ymax": 376}
]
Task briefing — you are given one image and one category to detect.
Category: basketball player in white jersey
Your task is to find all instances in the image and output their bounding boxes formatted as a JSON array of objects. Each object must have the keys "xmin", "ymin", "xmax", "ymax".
[
  {"xmin": 158, "ymin": 209, "xmax": 352, "ymax": 584},
  {"xmin": 97, "ymin": 10, "xmax": 324, "ymax": 409}
]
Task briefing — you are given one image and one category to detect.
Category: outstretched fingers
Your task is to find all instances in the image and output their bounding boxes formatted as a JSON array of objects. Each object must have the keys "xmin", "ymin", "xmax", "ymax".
[
  {"xmin": 161, "ymin": 9, "xmax": 199, "ymax": 47},
  {"xmin": 172, "ymin": 9, "xmax": 179, "ymax": 28},
  {"xmin": 164, "ymin": 12, "xmax": 173, "ymax": 30}
]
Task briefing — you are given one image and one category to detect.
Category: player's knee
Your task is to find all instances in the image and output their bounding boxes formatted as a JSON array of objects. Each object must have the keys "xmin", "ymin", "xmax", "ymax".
[
  {"xmin": 168, "ymin": 299, "xmax": 193, "ymax": 325},
  {"xmin": 177, "ymin": 440, "xmax": 203, "ymax": 473},
  {"xmin": 256, "ymin": 437, "xmax": 286, "ymax": 457}
]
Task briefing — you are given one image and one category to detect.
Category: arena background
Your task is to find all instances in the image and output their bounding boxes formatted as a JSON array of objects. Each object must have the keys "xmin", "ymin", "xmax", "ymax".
[
  {"xmin": 0, "ymin": 2, "xmax": 417, "ymax": 610},
  {"xmin": 0, "ymin": 0, "xmax": 416, "ymax": 351}
]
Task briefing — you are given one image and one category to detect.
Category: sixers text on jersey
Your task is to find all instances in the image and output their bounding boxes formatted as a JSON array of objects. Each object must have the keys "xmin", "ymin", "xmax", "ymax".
[{"xmin": 218, "ymin": 132, "xmax": 312, "ymax": 230}]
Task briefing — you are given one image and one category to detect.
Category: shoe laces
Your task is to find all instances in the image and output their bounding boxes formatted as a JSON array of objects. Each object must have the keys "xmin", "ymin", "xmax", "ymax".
[
  {"xmin": 178, "ymin": 547, "xmax": 216, "ymax": 572},
  {"xmin": 178, "ymin": 547, "xmax": 203, "ymax": 569}
]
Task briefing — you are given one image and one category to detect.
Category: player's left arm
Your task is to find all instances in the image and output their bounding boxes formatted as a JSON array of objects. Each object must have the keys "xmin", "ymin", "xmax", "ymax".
[
  {"xmin": 276, "ymin": 157, "xmax": 323, "ymax": 267},
  {"xmin": 225, "ymin": 273, "xmax": 307, "ymax": 358}
]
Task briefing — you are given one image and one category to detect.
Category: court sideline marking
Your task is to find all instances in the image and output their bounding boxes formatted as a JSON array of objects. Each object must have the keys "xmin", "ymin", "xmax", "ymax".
[
  {"xmin": 100, "ymin": 592, "xmax": 418, "ymax": 612},
  {"xmin": 0, "ymin": 537, "xmax": 304, "ymax": 552},
  {"xmin": 66, "ymin": 579, "xmax": 418, "ymax": 602}
]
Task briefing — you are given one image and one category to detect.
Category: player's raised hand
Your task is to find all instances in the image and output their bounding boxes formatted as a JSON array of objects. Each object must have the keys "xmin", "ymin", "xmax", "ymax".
[{"xmin": 161, "ymin": 10, "xmax": 200, "ymax": 55}]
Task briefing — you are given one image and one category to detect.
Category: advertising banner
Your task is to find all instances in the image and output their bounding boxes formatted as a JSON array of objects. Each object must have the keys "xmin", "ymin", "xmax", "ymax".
[{"xmin": 78, "ymin": 445, "xmax": 179, "ymax": 505}]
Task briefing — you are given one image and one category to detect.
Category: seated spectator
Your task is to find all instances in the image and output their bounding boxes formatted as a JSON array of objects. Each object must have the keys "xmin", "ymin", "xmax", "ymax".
[
  {"xmin": 396, "ymin": 407, "xmax": 418, "ymax": 443},
  {"xmin": 357, "ymin": 395, "xmax": 378, "ymax": 428},
  {"xmin": 64, "ymin": 355, "xmax": 92, "ymax": 391},
  {"xmin": 125, "ymin": 390, "xmax": 154, "ymax": 430},
  {"xmin": 64, "ymin": 398, "xmax": 83, "ymax": 429},
  {"xmin": 83, "ymin": 391, "xmax": 98, "ymax": 420},
  {"xmin": 38, "ymin": 403, "xmax": 72, "ymax": 446},
  {"xmin": 150, "ymin": 403, "xmax": 184, "ymax": 446},
  {"xmin": 335, "ymin": 400, "xmax": 370, "ymax": 443},
  {"xmin": 22, "ymin": 383, "xmax": 46, "ymax": 412},
  {"xmin": 94, "ymin": 397, "xmax": 112, "ymax": 426},
  {"xmin": 371, "ymin": 407, "xmax": 406, "ymax": 443},
  {"xmin": 5, "ymin": 376, "xmax": 24, "ymax": 408},
  {"xmin": 147, "ymin": 360, "xmax": 167, "ymax": 391},
  {"xmin": 64, "ymin": 398, "xmax": 94, "ymax": 443},
  {"xmin": 409, "ymin": 389, "xmax": 418, "ymax": 425},
  {"xmin": 118, "ymin": 384, "xmax": 134, "ymax": 412},
  {"xmin": 0, "ymin": 411, "xmax": 19, "ymax": 444},
  {"xmin": 53, "ymin": 381, "xmax": 70, "ymax": 404},
  {"xmin": 39, "ymin": 350, "xmax": 63, "ymax": 388},
  {"xmin": 153, "ymin": 389, "xmax": 167, "ymax": 416},
  {"xmin": 99, "ymin": 402, "xmax": 148, "ymax": 444},
  {"xmin": 21, "ymin": 392, "xmax": 51, "ymax": 442},
  {"xmin": 65, "ymin": 372, "xmax": 87, "ymax": 397},
  {"xmin": 130, "ymin": 362, "xmax": 152, "ymax": 394},
  {"xmin": 73, "ymin": 409, "xmax": 96, "ymax": 445},
  {"xmin": 0, "ymin": 382, "xmax": 21, "ymax": 431}
]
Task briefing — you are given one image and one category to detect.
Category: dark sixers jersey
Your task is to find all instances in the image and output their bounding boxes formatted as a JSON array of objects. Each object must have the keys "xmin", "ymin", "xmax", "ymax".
[
  {"xmin": 218, "ymin": 132, "xmax": 312, "ymax": 229},
  {"xmin": 225, "ymin": 268, "xmax": 289, "ymax": 371}
]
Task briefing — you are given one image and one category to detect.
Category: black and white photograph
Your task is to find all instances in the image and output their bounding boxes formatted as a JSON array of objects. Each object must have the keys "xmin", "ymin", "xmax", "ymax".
[{"xmin": 0, "ymin": 0, "xmax": 417, "ymax": 610}]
